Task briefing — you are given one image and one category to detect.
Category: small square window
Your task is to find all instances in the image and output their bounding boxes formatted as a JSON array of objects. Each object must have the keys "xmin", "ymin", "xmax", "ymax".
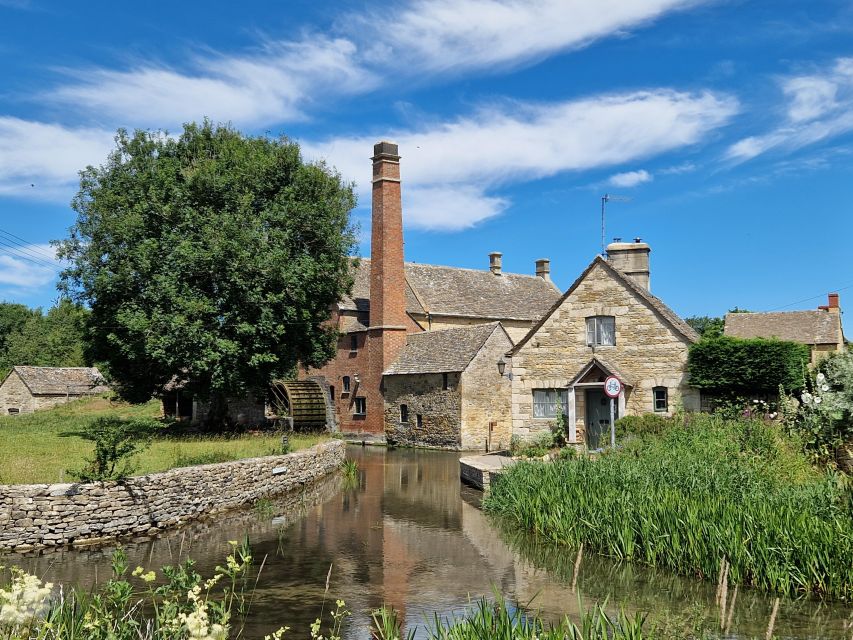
[
  {"xmin": 586, "ymin": 316, "xmax": 616, "ymax": 346},
  {"xmin": 532, "ymin": 389, "xmax": 568, "ymax": 418},
  {"xmin": 354, "ymin": 397, "xmax": 366, "ymax": 415},
  {"xmin": 342, "ymin": 376, "xmax": 351, "ymax": 393},
  {"xmin": 416, "ymin": 414, "xmax": 423, "ymax": 428},
  {"xmin": 400, "ymin": 404, "xmax": 409, "ymax": 423},
  {"xmin": 653, "ymin": 387, "xmax": 668, "ymax": 412}
]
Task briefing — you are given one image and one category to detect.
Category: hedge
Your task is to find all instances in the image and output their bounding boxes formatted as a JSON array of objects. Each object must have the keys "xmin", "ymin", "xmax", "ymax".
[{"xmin": 687, "ymin": 336, "xmax": 810, "ymax": 395}]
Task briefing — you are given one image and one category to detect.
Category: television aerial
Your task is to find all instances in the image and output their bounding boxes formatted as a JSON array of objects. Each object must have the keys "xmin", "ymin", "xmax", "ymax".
[{"xmin": 600, "ymin": 193, "xmax": 632, "ymax": 257}]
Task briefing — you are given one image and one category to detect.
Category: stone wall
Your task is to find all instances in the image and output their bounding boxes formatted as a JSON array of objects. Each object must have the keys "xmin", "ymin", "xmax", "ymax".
[
  {"xmin": 414, "ymin": 314, "xmax": 534, "ymax": 343},
  {"xmin": 460, "ymin": 326, "xmax": 513, "ymax": 451},
  {"xmin": 511, "ymin": 262, "xmax": 699, "ymax": 444},
  {"xmin": 0, "ymin": 371, "xmax": 35, "ymax": 414},
  {"xmin": 0, "ymin": 440, "xmax": 345, "ymax": 552},
  {"xmin": 384, "ymin": 373, "xmax": 462, "ymax": 448},
  {"xmin": 192, "ymin": 394, "xmax": 268, "ymax": 426}
]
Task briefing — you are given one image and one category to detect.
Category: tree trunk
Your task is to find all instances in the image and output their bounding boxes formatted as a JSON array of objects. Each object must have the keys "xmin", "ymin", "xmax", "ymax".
[{"xmin": 204, "ymin": 393, "xmax": 231, "ymax": 431}]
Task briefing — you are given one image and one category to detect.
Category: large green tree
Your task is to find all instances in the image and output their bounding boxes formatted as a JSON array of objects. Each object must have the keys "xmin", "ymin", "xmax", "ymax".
[{"xmin": 56, "ymin": 122, "xmax": 357, "ymax": 409}]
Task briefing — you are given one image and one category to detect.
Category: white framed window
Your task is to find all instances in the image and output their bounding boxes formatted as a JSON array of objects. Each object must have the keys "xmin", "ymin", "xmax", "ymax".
[
  {"xmin": 532, "ymin": 389, "xmax": 569, "ymax": 419},
  {"xmin": 653, "ymin": 387, "xmax": 668, "ymax": 412},
  {"xmin": 354, "ymin": 397, "xmax": 366, "ymax": 415},
  {"xmin": 586, "ymin": 316, "xmax": 616, "ymax": 346}
]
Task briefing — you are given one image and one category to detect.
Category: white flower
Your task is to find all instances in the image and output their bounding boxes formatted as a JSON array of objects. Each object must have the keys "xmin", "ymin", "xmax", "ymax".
[
  {"xmin": 802, "ymin": 392, "xmax": 813, "ymax": 405},
  {"xmin": 814, "ymin": 396, "xmax": 823, "ymax": 404},
  {"xmin": 821, "ymin": 384, "xmax": 830, "ymax": 392},
  {"xmin": 0, "ymin": 570, "xmax": 53, "ymax": 629},
  {"xmin": 816, "ymin": 373, "xmax": 826, "ymax": 384}
]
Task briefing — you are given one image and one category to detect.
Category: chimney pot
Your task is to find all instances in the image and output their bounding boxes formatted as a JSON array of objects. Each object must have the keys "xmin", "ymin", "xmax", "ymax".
[
  {"xmin": 535, "ymin": 258, "xmax": 551, "ymax": 281},
  {"xmin": 489, "ymin": 252, "xmax": 503, "ymax": 275},
  {"xmin": 634, "ymin": 237, "xmax": 642, "ymax": 243},
  {"xmin": 828, "ymin": 293, "xmax": 840, "ymax": 310}
]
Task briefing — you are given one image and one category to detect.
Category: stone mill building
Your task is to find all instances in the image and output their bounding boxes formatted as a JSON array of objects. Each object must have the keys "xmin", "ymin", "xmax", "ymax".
[{"xmin": 302, "ymin": 141, "xmax": 561, "ymax": 447}]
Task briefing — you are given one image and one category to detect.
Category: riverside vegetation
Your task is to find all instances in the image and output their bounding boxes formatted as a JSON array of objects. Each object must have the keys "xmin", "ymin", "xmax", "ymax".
[
  {"xmin": 0, "ymin": 397, "xmax": 328, "ymax": 485},
  {"xmin": 0, "ymin": 544, "xmax": 771, "ymax": 640},
  {"xmin": 484, "ymin": 412, "xmax": 853, "ymax": 601}
]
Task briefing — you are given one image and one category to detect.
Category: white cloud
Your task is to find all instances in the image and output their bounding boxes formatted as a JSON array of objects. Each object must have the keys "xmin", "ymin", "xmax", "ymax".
[
  {"xmin": 305, "ymin": 89, "xmax": 736, "ymax": 229},
  {"xmin": 659, "ymin": 161, "xmax": 697, "ymax": 175},
  {"xmin": 44, "ymin": 0, "xmax": 712, "ymax": 130},
  {"xmin": 726, "ymin": 57, "xmax": 853, "ymax": 161},
  {"xmin": 362, "ymin": 0, "xmax": 708, "ymax": 74},
  {"xmin": 0, "ymin": 117, "xmax": 114, "ymax": 200},
  {"xmin": 51, "ymin": 37, "xmax": 377, "ymax": 129},
  {"xmin": 608, "ymin": 169, "xmax": 653, "ymax": 187},
  {"xmin": 0, "ymin": 244, "xmax": 59, "ymax": 291}
]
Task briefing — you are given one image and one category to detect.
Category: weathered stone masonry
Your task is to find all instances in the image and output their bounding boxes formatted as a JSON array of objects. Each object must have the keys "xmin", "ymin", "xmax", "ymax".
[{"xmin": 0, "ymin": 440, "xmax": 345, "ymax": 552}]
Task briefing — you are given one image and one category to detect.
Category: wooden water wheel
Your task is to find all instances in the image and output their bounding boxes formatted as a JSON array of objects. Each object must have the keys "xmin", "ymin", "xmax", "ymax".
[{"xmin": 269, "ymin": 380, "xmax": 328, "ymax": 431}]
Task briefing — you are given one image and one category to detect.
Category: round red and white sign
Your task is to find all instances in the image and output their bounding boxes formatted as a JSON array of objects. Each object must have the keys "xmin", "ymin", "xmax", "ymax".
[{"xmin": 603, "ymin": 376, "xmax": 622, "ymax": 398}]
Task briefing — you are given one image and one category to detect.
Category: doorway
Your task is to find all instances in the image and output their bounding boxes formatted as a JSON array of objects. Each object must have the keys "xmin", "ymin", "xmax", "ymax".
[{"xmin": 585, "ymin": 388, "xmax": 617, "ymax": 449}]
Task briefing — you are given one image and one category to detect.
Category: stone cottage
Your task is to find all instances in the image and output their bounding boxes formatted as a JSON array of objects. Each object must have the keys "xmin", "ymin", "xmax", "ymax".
[
  {"xmin": 724, "ymin": 293, "xmax": 845, "ymax": 365},
  {"xmin": 0, "ymin": 366, "xmax": 109, "ymax": 416},
  {"xmin": 507, "ymin": 241, "xmax": 700, "ymax": 449},
  {"xmin": 302, "ymin": 141, "xmax": 561, "ymax": 442},
  {"xmin": 383, "ymin": 322, "xmax": 513, "ymax": 451}
]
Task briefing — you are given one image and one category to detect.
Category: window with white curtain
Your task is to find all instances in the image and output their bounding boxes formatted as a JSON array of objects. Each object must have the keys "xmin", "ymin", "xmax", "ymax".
[
  {"xmin": 533, "ymin": 389, "xmax": 569, "ymax": 418},
  {"xmin": 586, "ymin": 316, "xmax": 616, "ymax": 346}
]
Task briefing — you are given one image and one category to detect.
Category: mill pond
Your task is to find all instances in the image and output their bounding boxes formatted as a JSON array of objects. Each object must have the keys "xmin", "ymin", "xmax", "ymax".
[{"xmin": 6, "ymin": 446, "xmax": 853, "ymax": 639}]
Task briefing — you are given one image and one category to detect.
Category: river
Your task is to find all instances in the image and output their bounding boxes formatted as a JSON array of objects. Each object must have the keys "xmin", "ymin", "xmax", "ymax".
[{"xmin": 7, "ymin": 446, "xmax": 853, "ymax": 638}]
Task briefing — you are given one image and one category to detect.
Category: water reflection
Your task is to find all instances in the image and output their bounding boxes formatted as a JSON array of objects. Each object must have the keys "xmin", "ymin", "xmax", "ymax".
[{"xmin": 7, "ymin": 446, "xmax": 853, "ymax": 639}]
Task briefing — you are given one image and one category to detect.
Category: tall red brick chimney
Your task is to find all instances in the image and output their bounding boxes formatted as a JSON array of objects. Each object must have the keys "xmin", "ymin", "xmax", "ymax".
[{"xmin": 365, "ymin": 141, "xmax": 408, "ymax": 433}]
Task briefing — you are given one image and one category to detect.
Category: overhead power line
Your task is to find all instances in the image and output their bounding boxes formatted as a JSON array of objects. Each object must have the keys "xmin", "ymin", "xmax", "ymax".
[{"xmin": 0, "ymin": 227, "xmax": 58, "ymax": 262}]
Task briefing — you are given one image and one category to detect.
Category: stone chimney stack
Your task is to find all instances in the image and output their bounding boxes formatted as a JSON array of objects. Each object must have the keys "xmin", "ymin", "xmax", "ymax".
[
  {"xmin": 370, "ymin": 141, "xmax": 406, "ymax": 330},
  {"xmin": 606, "ymin": 237, "xmax": 651, "ymax": 290},
  {"xmin": 535, "ymin": 258, "xmax": 551, "ymax": 282},
  {"xmin": 489, "ymin": 252, "xmax": 503, "ymax": 275}
]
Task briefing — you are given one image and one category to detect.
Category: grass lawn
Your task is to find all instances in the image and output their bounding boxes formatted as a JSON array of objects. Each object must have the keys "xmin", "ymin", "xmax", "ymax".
[{"xmin": 0, "ymin": 396, "xmax": 330, "ymax": 485}]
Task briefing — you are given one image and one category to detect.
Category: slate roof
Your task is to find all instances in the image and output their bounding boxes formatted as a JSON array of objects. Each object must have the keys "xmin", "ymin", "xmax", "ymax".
[
  {"xmin": 10, "ymin": 366, "xmax": 109, "ymax": 396},
  {"xmin": 724, "ymin": 310, "xmax": 841, "ymax": 345},
  {"xmin": 383, "ymin": 322, "xmax": 505, "ymax": 375},
  {"xmin": 510, "ymin": 256, "xmax": 699, "ymax": 355},
  {"xmin": 339, "ymin": 258, "xmax": 560, "ymax": 323}
]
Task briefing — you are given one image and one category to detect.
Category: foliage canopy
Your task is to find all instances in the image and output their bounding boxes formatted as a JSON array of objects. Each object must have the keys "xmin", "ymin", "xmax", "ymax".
[
  {"xmin": 687, "ymin": 336, "xmax": 810, "ymax": 395},
  {"xmin": 56, "ymin": 122, "xmax": 357, "ymax": 405}
]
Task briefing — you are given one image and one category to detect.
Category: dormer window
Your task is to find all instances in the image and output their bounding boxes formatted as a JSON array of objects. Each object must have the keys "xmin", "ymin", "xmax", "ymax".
[{"xmin": 586, "ymin": 316, "xmax": 615, "ymax": 346}]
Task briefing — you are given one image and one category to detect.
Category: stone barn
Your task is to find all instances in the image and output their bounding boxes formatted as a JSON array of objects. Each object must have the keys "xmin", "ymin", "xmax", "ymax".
[
  {"xmin": 383, "ymin": 322, "xmax": 513, "ymax": 451},
  {"xmin": 0, "ymin": 366, "xmax": 109, "ymax": 416}
]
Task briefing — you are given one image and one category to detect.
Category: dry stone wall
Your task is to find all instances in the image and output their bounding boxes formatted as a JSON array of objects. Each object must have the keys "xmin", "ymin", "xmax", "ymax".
[
  {"xmin": 384, "ymin": 373, "xmax": 462, "ymax": 449},
  {"xmin": 0, "ymin": 440, "xmax": 345, "ymax": 552}
]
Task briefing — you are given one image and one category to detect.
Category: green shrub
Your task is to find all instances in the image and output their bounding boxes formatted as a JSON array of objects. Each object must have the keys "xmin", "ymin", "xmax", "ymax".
[
  {"xmin": 688, "ymin": 336, "xmax": 810, "ymax": 395},
  {"xmin": 65, "ymin": 417, "xmax": 159, "ymax": 482},
  {"xmin": 485, "ymin": 413, "xmax": 853, "ymax": 600},
  {"xmin": 172, "ymin": 450, "xmax": 236, "ymax": 467},
  {"xmin": 614, "ymin": 414, "xmax": 672, "ymax": 438}
]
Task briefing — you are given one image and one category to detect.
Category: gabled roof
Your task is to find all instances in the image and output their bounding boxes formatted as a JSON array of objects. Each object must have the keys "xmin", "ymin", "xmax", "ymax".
[
  {"xmin": 724, "ymin": 310, "xmax": 841, "ymax": 345},
  {"xmin": 383, "ymin": 322, "xmax": 508, "ymax": 375},
  {"xmin": 8, "ymin": 366, "xmax": 109, "ymax": 396},
  {"xmin": 510, "ymin": 256, "xmax": 699, "ymax": 355},
  {"xmin": 569, "ymin": 356, "xmax": 635, "ymax": 387},
  {"xmin": 340, "ymin": 258, "xmax": 560, "ymax": 323}
]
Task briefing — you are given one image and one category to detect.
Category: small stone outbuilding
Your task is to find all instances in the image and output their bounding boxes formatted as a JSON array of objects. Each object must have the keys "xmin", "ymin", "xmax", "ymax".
[
  {"xmin": 724, "ymin": 293, "xmax": 845, "ymax": 365},
  {"xmin": 508, "ymin": 241, "xmax": 700, "ymax": 449},
  {"xmin": 383, "ymin": 322, "xmax": 513, "ymax": 451},
  {"xmin": 0, "ymin": 366, "xmax": 109, "ymax": 416}
]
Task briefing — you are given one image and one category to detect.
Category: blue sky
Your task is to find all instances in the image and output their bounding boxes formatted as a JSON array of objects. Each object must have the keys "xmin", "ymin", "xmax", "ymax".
[{"xmin": 0, "ymin": 0, "xmax": 852, "ymax": 330}]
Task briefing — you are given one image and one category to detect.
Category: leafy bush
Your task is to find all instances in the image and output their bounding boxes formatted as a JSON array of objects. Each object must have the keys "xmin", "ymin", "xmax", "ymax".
[
  {"xmin": 688, "ymin": 336, "xmax": 810, "ymax": 395},
  {"xmin": 66, "ymin": 417, "xmax": 159, "ymax": 482},
  {"xmin": 485, "ymin": 413, "xmax": 853, "ymax": 600},
  {"xmin": 510, "ymin": 431, "xmax": 554, "ymax": 458},
  {"xmin": 782, "ymin": 351, "xmax": 853, "ymax": 470},
  {"xmin": 614, "ymin": 414, "xmax": 672, "ymax": 438}
]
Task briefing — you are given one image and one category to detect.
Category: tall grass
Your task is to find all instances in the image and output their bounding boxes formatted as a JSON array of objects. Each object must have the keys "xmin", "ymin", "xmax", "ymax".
[{"xmin": 484, "ymin": 414, "xmax": 853, "ymax": 601}]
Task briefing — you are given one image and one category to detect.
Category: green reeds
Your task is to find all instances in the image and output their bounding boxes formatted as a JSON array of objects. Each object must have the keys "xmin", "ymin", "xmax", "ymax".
[{"xmin": 484, "ymin": 414, "xmax": 853, "ymax": 601}]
